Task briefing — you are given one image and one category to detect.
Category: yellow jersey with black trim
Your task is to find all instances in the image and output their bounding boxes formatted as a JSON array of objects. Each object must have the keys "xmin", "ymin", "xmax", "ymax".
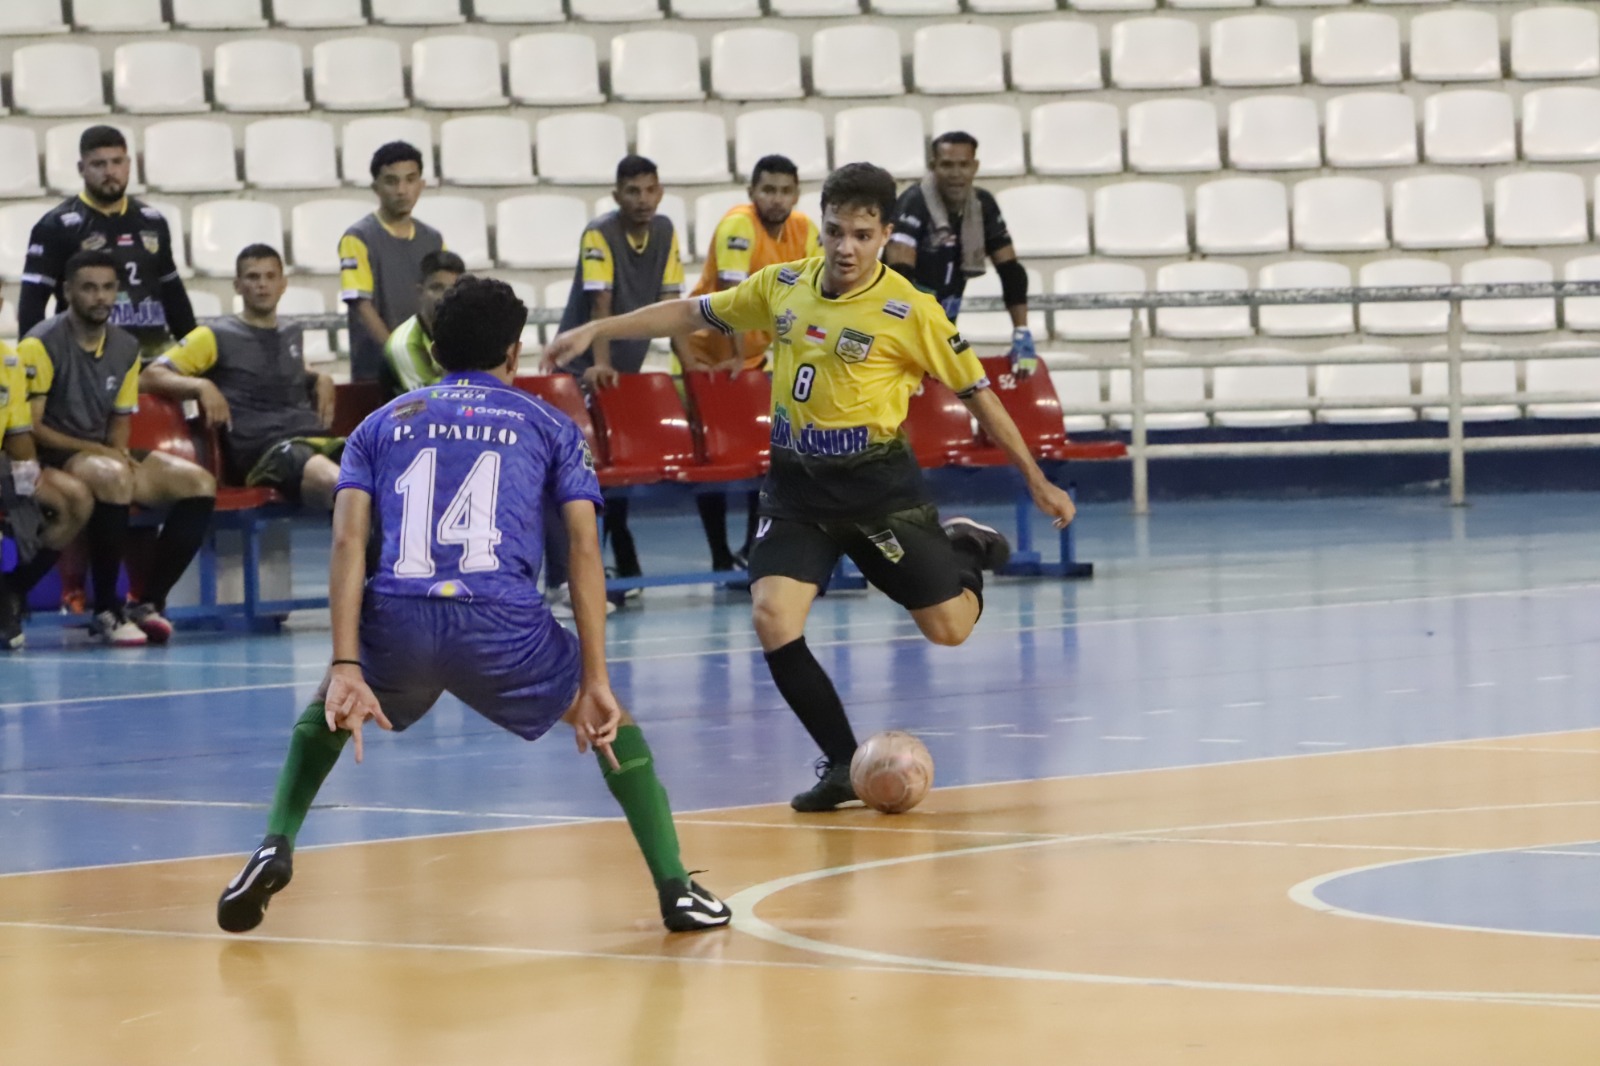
[
  {"xmin": 1, "ymin": 344, "xmax": 31, "ymax": 441},
  {"xmin": 698, "ymin": 258, "xmax": 987, "ymax": 519}
]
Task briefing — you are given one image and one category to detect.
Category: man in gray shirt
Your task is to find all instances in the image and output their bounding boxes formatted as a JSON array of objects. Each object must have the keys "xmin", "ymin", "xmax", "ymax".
[{"xmin": 339, "ymin": 142, "xmax": 445, "ymax": 383}]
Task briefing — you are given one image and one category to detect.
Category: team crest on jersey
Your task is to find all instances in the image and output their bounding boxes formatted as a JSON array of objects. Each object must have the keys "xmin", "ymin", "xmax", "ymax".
[
  {"xmin": 141, "ymin": 231, "xmax": 160, "ymax": 255},
  {"xmin": 868, "ymin": 530, "xmax": 905, "ymax": 564},
  {"xmin": 777, "ymin": 267, "xmax": 801, "ymax": 286},
  {"xmin": 775, "ymin": 309, "xmax": 796, "ymax": 337},
  {"xmin": 581, "ymin": 441, "xmax": 596, "ymax": 472},
  {"xmin": 882, "ymin": 300, "xmax": 911, "ymax": 320},
  {"xmin": 835, "ymin": 328, "xmax": 874, "ymax": 363},
  {"xmin": 104, "ymin": 374, "xmax": 118, "ymax": 392},
  {"xmin": 80, "ymin": 233, "xmax": 107, "ymax": 251},
  {"xmin": 947, "ymin": 333, "xmax": 971, "ymax": 355},
  {"xmin": 726, "ymin": 236, "xmax": 750, "ymax": 251},
  {"xmin": 583, "ymin": 247, "xmax": 606, "ymax": 262}
]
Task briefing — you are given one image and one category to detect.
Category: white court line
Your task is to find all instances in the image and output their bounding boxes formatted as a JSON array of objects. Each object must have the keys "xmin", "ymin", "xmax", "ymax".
[
  {"xmin": 0, "ymin": 793, "xmax": 591, "ymax": 821},
  {"xmin": 1198, "ymin": 738, "xmax": 1244, "ymax": 744},
  {"xmin": 1297, "ymin": 741, "xmax": 1348, "ymax": 749}
]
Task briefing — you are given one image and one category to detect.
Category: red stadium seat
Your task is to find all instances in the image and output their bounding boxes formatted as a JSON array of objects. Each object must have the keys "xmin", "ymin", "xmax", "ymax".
[
  {"xmin": 129, "ymin": 395, "xmax": 281, "ymax": 510},
  {"xmin": 514, "ymin": 372, "xmax": 656, "ymax": 487},
  {"xmin": 902, "ymin": 376, "xmax": 991, "ymax": 467},
  {"xmin": 590, "ymin": 373, "xmax": 760, "ymax": 483},
  {"xmin": 332, "ymin": 380, "xmax": 386, "ymax": 437},
  {"xmin": 681, "ymin": 369, "xmax": 770, "ymax": 475},
  {"xmin": 968, "ymin": 357, "xmax": 1127, "ymax": 463}
]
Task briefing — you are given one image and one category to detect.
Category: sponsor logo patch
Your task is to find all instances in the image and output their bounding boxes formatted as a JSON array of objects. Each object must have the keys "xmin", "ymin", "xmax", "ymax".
[
  {"xmin": 775, "ymin": 309, "xmax": 796, "ymax": 337},
  {"xmin": 582, "ymin": 247, "xmax": 606, "ymax": 262},
  {"xmin": 777, "ymin": 267, "xmax": 800, "ymax": 286},
  {"xmin": 834, "ymin": 327, "xmax": 874, "ymax": 363},
  {"xmin": 61, "ymin": 212, "xmax": 82, "ymax": 226},
  {"xmin": 726, "ymin": 236, "xmax": 750, "ymax": 251},
  {"xmin": 26, "ymin": 244, "xmax": 44, "ymax": 257},
  {"xmin": 882, "ymin": 300, "xmax": 911, "ymax": 320},
  {"xmin": 426, "ymin": 580, "xmax": 473, "ymax": 601},
  {"xmin": 80, "ymin": 233, "xmax": 107, "ymax": 251},
  {"xmin": 141, "ymin": 207, "xmax": 164, "ymax": 219},
  {"xmin": 339, "ymin": 257, "xmax": 359, "ymax": 270},
  {"xmin": 392, "ymin": 400, "xmax": 427, "ymax": 420},
  {"xmin": 868, "ymin": 529, "xmax": 905, "ymax": 564},
  {"xmin": 947, "ymin": 333, "xmax": 971, "ymax": 355}
]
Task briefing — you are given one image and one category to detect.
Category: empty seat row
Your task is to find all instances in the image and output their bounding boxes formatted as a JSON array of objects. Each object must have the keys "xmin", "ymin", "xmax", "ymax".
[{"xmin": 0, "ymin": 0, "xmax": 564, "ymax": 32}]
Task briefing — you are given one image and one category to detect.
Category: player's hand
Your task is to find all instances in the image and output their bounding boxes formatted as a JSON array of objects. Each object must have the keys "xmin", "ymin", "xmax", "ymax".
[
  {"xmin": 1030, "ymin": 480, "xmax": 1076, "ymax": 529},
  {"xmin": 712, "ymin": 355, "xmax": 743, "ymax": 378},
  {"xmin": 569, "ymin": 684, "xmax": 623, "ymax": 771},
  {"xmin": 1008, "ymin": 327, "xmax": 1038, "ymax": 379},
  {"xmin": 581, "ymin": 365, "xmax": 620, "ymax": 391},
  {"xmin": 324, "ymin": 663, "xmax": 391, "ymax": 764},
  {"xmin": 312, "ymin": 373, "xmax": 336, "ymax": 429},
  {"xmin": 196, "ymin": 380, "xmax": 232, "ymax": 428},
  {"xmin": 542, "ymin": 325, "xmax": 596, "ymax": 370}
]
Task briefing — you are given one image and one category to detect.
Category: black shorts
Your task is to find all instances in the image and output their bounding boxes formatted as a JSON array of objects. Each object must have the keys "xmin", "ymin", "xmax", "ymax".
[
  {"xmin": 746, "ymin": 504, "xmax": 963, "ymax": 611},
  {"xmin": 241, "ymin": 437, "xmax": 344, "ymax": 502},
  {"xmin": 0, "ymin": 456, "xmax": 45, "ymax": 564}
]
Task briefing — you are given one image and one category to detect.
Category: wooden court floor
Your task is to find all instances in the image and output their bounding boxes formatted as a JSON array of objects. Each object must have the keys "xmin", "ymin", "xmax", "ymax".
[{"xmin": 5, "ymin": 729, "xmax": 1599, "ymax": 1065}]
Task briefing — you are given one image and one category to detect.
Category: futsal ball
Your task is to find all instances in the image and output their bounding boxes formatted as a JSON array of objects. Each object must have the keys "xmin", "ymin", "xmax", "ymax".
[{"xmin": 850, "ymin": 731, "xmax": 934, "ymax": 814}]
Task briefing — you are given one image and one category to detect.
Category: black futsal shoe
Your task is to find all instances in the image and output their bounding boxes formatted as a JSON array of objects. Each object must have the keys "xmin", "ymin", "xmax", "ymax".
[
  {"xmin": 217, "ymin": 834, "xmax": 294, "ymax": 933},
  {"xmin": 790, "ymin": 757, "xmax": 859, "ymax": 812},
  {"xmin": 941, "ymin": 516, "xmax": 1012, "ymax": 572},
  {"xmin": 0, "ymin": 581, "xmax": 23, "ymax": 650},
  {"xmin": 658, "ymin": 876, "xmax": 732, "ymax": 932}
]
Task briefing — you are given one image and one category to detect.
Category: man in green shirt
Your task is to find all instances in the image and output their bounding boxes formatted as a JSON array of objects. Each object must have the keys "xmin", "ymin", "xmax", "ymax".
[{"xmin": 380, "ymin": 251, "xmax": 465, "ymax": 398}]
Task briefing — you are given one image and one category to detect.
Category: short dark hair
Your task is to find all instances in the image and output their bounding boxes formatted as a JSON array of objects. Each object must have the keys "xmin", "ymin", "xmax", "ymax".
[
  {"xmin": 430, "ymin": 276, "xmax": 527, "ymax": 373},
  {"xmin": 79, "ymin": 125, "xmax": 127, "ymax": 157},
  {"xmin": 616, "ymin": 154, "xmax": 658, "ymax": 185},
  {"xmin": 750, "ymin": 154, "xmax": 799, "ymax": 186},
  {"xmin": 235, "ymin": 243, "xmax": 283, "ymax": 273},
  {"xmin": 64, "ymin": 249, "xmax": 118, "ymax": 283},
  {"xmin": 420, "ymin": 250, "xmax": 466, "ymax": 279},
  {"xmin": 931, "ymin": 131, "xmax": 979, "ymax": 156},
  {"xmin": 370, "ymin": 141, "xmax": 425, "ymax": 179},
  {"xmin": 819, "ymin": 162, "xmax": 897, "ymax": 223}
]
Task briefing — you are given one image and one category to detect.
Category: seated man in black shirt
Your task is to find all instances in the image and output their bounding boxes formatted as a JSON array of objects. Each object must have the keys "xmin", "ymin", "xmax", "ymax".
[{"xmin": 884, "ymin": 131, "xmax": 1037, "ymax": 376}]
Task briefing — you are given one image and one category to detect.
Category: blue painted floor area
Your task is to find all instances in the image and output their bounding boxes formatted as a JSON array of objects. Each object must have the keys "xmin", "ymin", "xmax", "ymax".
[
  {"xmin": 2, "ymin": 493, "xmax": 1599, "ymax": 876},
  {"xmin": 1314, "ymin": 845, "xmax": 1600, "ymax": 938}
]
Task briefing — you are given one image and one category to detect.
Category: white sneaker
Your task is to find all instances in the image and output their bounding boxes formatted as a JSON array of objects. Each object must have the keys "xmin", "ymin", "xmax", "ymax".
[
  {"xmin": 89, "ymin": 610, "xmax": 147, "ymax": 647},
  {"xmin": 545, "ymin": 584, "xmax": 614, "ymax": 619}
]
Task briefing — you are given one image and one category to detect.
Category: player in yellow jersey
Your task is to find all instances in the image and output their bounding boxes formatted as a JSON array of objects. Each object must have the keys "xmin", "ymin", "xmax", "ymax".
[{"xmin": 546, "ymin": 163, "xmax": 1075, "ymax": 810}]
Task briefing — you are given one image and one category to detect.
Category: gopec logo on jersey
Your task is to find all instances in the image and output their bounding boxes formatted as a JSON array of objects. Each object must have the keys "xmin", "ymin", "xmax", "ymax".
[{"xmin": 771, "ymin": 407, "xmax": 869, "ymax": 457}]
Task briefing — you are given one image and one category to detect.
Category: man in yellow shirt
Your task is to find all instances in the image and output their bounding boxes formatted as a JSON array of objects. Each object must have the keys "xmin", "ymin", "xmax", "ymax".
[
  {"xmin": 546, "ymin": 163, "xmax": 1076, "ymax": 810},
  {"xmin": 678, "ymin": 155, "xmax": 821, "ymax": 571}
]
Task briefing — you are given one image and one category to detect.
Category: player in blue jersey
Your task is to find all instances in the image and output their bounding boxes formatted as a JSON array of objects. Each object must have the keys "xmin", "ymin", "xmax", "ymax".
[{"xmin": 216, "ymin": 277, "xmax": 730, "ymax": 934}]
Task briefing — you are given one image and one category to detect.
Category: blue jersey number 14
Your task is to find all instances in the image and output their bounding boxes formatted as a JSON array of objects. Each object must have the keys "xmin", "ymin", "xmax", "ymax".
[{"xmin": 392, "ymin": 448, "xmax": 505, "ymax": 577}]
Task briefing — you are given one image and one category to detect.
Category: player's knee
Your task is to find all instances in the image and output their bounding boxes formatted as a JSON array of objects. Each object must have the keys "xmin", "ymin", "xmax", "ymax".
[
  {"xmin": 73, "ymin": 456, "xmax": 133, "ymax": 504},
  {"xmin": 300, "ymin": 457, "xmax": 339, "ymax": 511},
  {"xmin": 914, "ymin": 603, "xmax": 976, "ymax": 647},
  {"xmin": 42, "ymin": 470, "xmax": 94, "ymax": 525},
  {"xmin": 751, "ymin": 597, "xmax": 803, "ymax": 648},
  {"xmin": 171, "ymin": 459, "xmax": 216, "ymax": 499}
]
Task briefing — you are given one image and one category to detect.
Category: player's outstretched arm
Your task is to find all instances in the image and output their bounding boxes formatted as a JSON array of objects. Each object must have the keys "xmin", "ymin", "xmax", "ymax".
[
  {"xmin": 543, "ymin": 298, "xmax": 707, "ymax": 371},
  {"xmin": 325, "ymin": 487, "xmax": 390, "ymax": 762},
  {"xmin": 962, "ymin": 387, "xmax": 1076, "ymax": 530},
  {"xmin": 561, "ymin": 499, "xmax": 623, "ymax": 769}
]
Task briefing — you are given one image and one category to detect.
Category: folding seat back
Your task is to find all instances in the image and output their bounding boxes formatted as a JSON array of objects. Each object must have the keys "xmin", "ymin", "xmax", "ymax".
[
  {"xmin": 215, "ymin": 41, "xmax": 310, "ymax": 113},
  {"xmin": 114, "ymin": 43, "xmax": 207, "ymax": 115},
  {"xmin": 510, "ymin": 34, "xmax": 604, "ymax": 106},
  {"xmin": 13, "ymin": 45, "xmax": 107, "ymax": 117},
  {"xmin": 682, "ymin": 369, "xmax": 772, "ymax": 471},
  {"xmin": 903, "ymin": 376, "xmax": 976, "ymax": 467}
]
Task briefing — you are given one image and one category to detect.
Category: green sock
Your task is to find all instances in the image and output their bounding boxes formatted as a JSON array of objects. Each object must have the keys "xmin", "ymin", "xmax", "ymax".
[
  {"xmin": 265, "ymin": 701, "xmax": 349, "ymax": 846},
  {"xmin": 598, "ymin": 724, "xmax": 689, "ymax": 887}
]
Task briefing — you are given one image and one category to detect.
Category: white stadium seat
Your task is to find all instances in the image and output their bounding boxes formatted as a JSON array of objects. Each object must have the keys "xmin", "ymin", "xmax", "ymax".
[
  {"xmin": 289, "ymin": 199, "xmax": 368, "ymax": 273},
  {"xmin": 1011, "ymin": 23, "xmax": 1102, "ymax": 93},
  {"xmin": 931, "ymin": 105, "xmax": 1025, "ymax": 177},
  {"xmin": 1110, "ymin": 18, "xmax": 1202, "ymax": 90},
  {"xmin": 421, "ymin": 196, "xmax": 491, "ymax": 270},
  {"xmin": 772, "ymin": 0, "xmax": 859, "ymax": 15},
  {"xmin": 1030, "ymin": 102, "xmax": 1123, "ymax": 176},
  {"xmin": 1324, "ymin": 93, "xmax": 1418, "ymax": 168},
  {"xmin": 1315, "ymin": 362, "xmax": 1416, "ymax": 424},
  {"xmin": 995, "ymin": 185, "xmax": 1089, "ymax": 257},
  {"xmin": 1073, "ymin": 0, "xmax": 1155, "ymax": 11},
  {"xmin": 274, "ymin": 0, "xmax": 365, "ymax": 27},
  {"xmin": 1210, "ymin": 15, "xmax": 1302, "ymax": 87},
  {"xmin": 813, "ymin": 27, "xmax": 905, "ymax": 97},
  {"xmin": 1422, "ymin": 90, "xmax": 1514, "ymax": 165},
  {"xmin": 45, "ymin": 123, "xmax": 140, "ymax": 195},
  {"xmin": 594, "ymin": 193, "xmax": 692, "ymax": 262},
  {"xmin": 960, "ymin": 268, "xmax": 1046, "ymax": 343},
  {"xmin": 1154, "ymin": 262, "xmax": 1252, "ymax": 339},
  {"xmin": 1109, "ymin": 368, "xmax": 1208, "ymax": 432},
  {"xmin": 1409, "ymin": 9, "xmax": 1501, "ymax": 82},
  {"xmin": 970, "ymin": 0, "xmax": 1054, "ymax": 12},
  {"xmin": 1310, "ymin": 13, "xmax": 1402, "ymax": 85},
  {"xmin": 215, "ymin": 42, "xmax": 310, "ymax": 114},
  {"xmin": 1229, "ymin": 96, "xmax": 1321, "ymax": 171},
  {"xmin": 0, "ymin": 203, "xmax": 52, "ymax": 281},
  {"xmin": 0, "ymin": 1, "xmax": 66, "ymax": 35},
  {"xmin": 314, "ymin": 40, "xmax": 408, "ymax": 111},
  {"xmin": 833, "ymin": 108, "xmax": 926, "ymax": 179},
  {"xmin": 496, "ymin": 195, "xmax": 589, "ymax": 269},
  {"xmin": 535, "ymin": 114, "xmax": 629, "ymax": 185},
  {"xmin": 1172, "ymin": 0, "xmax": 1251, "ymax": 7},
  {"xmin": 636, "ymin": 113, "xmax": 732, "ymax": 184},
  {"xmin": 1049, "ymin": 365, "xmax": 1107, "ymax": 435},
  {"xmin": 414, "ymin": 37, "xmax": 507, "ymax": 109},
  {"xmin": 1562, "ymin": 255, "xmax": 1600, "ymax": 331},
  {"xmin": 1292, "ymin": 177, "xmax": 1388, "ymax": 252},
  {"xmin": 693, "ymin": 189, "xmax": 746, "ymax": 255},
  {"xmin": 1214, "ymin": 363, "xmax": 1313, "ymax": 428},
  {"xmin": 1094, "ymin": 182, "xmax": 1189, "ymax": 257},
  {"xmin": 1525, "ymin": 357, "xmax": 1600, "ymax": 418},
  {"xmin": 1127, "ymin": 100, "xmax": 1220, "ymax": 173},
  {"xmin": 712, "ymin": 30, "xmax": 803, "ymax": 101},
  {"xmin": 872, "ymin": 0, "xmax": 957, "ymax": 12},
  {"xmin": 1392, "ymin": 175, "xmax": 1487, "ymax": 250},
  {"xmin": 192, "ymin": 201, "xmax": 283, "ymax": 277},
  {"xmin": 189, "ymin": 292, "xmax": 225, "ymax": 319},
  {"xmin": 144, "ymin": 121, "xmax": 242, "ymax": 193},
  {"xmin": 476, "ymin": 0, "xmax": 565, "ymax": 22},
  {"xmin": 612, "ymin": 32, "xmax": 703, "ymax": 102},
  {"xmin": 113, "ymin": 43, "xmax": 206, "ymax": 115},
  {"xmin": 509, "ymin": 34, "xmax": 604, "ymax": 106},
  {"xmin": 543, "ymin": 280, "xmax": 571, "ymax": 340},
  {"xmin": 174, "ymin": 0, "xmax": 266, "ymax": 29},
  {"xmin": 572, "ymin": 0, "xmax": 664, "ymax": 19},
  {"xmin": 914, "ymin": 26, "xmax": 1005, "ymax": 95},
  {"xmin": 1053, "ymin": 264, "xmax": 1147, "ymax": 341},
  {"xmin": 373, "ymin": 0, "xmax": 465, "ymax": 24},
  {"xmin": 1359, "ymin": 258, "xmax": 1451, "ymax": 336},
  {"xmin": 76, "ymin": 0, "xmax": 165, "ymax": 31},
  {"xmin": 736, "ymin": 110, "xmax": 829, "ymax": 182},
  {"xmin": 0, "ymin": 129, "xmax": 43, "ymax": 199},
  {"xmin": 1258, "ymin": 260, "xmax": 1355, "ymax": 337},
  {"xmin": 1510, "ymin": 7, "xmax": 1600, "ymax": 81},
  {"xmin": 341, "ymin": 118, "xmax": 435, "ymax": 185},
  {"xmin": 1493, "ymin": 172, "xmax": 1590, "ymax": 247},
  {"xmin": 1522, "ymin": 87, "xmax": 1600, "ymax": 162},
  {"xmin": 439, "ymin": 116, "xmax": 533, "ymax": 186},
  {"xmin": 1420, "ymin": 360, "xmax": 1519, "ymax": 422},
  {"xmin": 245, "ymin": 119, "xmax": 338, "ymax": 190},
  {"xmin": 1461, "ymin": 257, "xmax": 1557, "ymax": 333},
  {"xmin": 674, "ymin": 0, "xmax": 763, "ymax": 18},
  {"xmin": 1195, "ymin": 178, "xmax": 1290, "ymax": 255}
]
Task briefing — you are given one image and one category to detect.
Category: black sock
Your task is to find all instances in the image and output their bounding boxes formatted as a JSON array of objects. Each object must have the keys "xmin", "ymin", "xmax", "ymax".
[
  {"xmin": 764, "ymin": 636, "xmax": 857, "ymax": 764},
  {"xmin": 605, "ymin": 496, "xmax": 640, "ymax": 577},
  {"xmin": 86, "ymin": 502, "xmax": 130, "ymax": 614},
  {"xmin": 696, "ymin": 493, "xmax": 733, "ymax": 568},
  {"xmin": 950, "ymin": 541, "xmax": 985, "ymax": 619},
  {"xmin": 8, "ymin": 547, "xmax": 61, "ymax": 596},
  {"xmin": 142, "ymin": 496, "xmax": 215, "ymax": 610}
]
